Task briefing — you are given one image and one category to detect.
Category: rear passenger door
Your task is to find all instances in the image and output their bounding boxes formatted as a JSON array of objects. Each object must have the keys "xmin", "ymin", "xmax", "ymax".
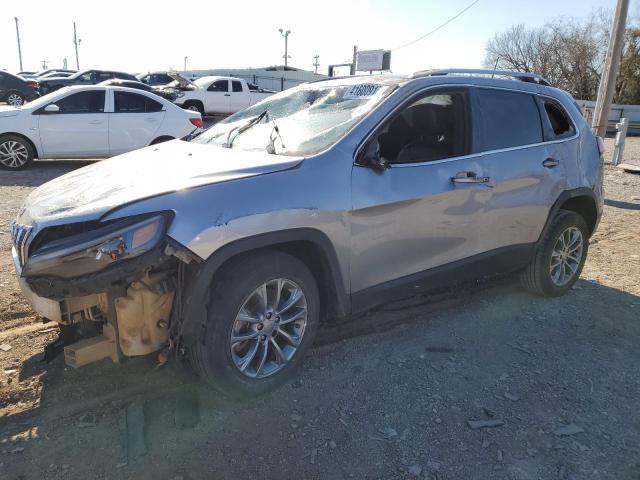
[
  {"xmin": 108, "ymin": 90, "xmax": 165, "ymax": 155},
  {"xmin": 470, "ymin": 87, "xmax": 569, "ymax": 250}
]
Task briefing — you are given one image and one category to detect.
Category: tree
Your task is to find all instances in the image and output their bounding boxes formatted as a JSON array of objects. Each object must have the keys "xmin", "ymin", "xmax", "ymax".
[
  {"xmin": 616, "ymin": 28, "xmax": 640, "ymax": 104},
  {"xmin": 484, "ymin": 12, "xmax": 640, "ymax": 103}
]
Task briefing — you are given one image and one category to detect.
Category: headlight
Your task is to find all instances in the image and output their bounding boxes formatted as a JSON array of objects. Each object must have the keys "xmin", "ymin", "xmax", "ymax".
[{"xmin": 23, "ymin": 213, "xmax": 170, "ymax": 278}]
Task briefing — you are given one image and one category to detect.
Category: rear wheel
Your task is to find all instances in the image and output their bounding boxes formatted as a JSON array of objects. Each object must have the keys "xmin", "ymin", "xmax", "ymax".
[
  {"xmin": 521, "ymin": 210, "xmax": 589, "ymax": 296},
  {"xmin": 0, "ymin": 134, "xmax": 35, "ymax": 170},
  {"xmin": 5, "ymin": 91, "xmax": 25, "ymax": 107},
  {"xmin": 189, "ymin": 250, "xmax": 319, "ymax": 397}
]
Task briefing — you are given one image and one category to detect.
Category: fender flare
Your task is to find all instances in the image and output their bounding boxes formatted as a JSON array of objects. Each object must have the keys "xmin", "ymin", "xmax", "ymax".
[
  {"xmin": 178, "ymin": 228, "xmax": 350, "ymax": 343},
  {"xmin": 537, "ymin": 187, "xmax": 599, "ymax": 243}
]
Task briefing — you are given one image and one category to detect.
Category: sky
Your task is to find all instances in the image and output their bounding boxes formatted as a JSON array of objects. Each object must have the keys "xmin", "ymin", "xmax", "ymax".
[{"xmin": 1, "ymin": 0, "xmax": 635, "ymax": 76}]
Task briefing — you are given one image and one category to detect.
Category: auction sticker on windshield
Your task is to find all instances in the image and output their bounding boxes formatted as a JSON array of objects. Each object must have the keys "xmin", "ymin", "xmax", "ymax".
[{"xmin": 343, "ymin": 84, "xmax": 380, "ymax": 99}]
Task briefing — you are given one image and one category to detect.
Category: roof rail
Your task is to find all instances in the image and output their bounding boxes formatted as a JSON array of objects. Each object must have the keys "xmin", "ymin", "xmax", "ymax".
[{"xmin": 411, "ymin": 69, "xmax": 551, "ymax": 87}]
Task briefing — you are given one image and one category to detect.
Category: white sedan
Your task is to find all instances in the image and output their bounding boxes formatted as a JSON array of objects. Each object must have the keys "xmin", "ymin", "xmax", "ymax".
[{"xmin": 0, "ymin": 85, "xmax": 203, "ymax": 169}]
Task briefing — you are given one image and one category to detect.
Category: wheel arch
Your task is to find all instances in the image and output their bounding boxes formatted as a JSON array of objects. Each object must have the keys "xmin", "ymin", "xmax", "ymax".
[
  {"xmin": 179, "ymin": 228, "xmax": 350, "ymax": 344},
  {"xmin": 149, "ymin": 135, "xmax": 175, "ymax": 146},
  {"xmin": 538, "ymin": 188, "xmax": 599, "ymax": 242},
  {"xmin": 0, "ymin": 132, "xmax": 40, "ymax": 158}
]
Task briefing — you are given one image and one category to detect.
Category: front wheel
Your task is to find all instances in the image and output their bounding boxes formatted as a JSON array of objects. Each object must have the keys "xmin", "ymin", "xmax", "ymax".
[
  {"xmin": 189, "ymin": 250, "xmax": 320, "ymax": 397},
  {"xmin": 0, "ymin": 134, "xmax": 35, "ymax": 170},
  {"xmin": 521, "ymin": 210, "xmax": 589, "ymax": 296},
  {"xmin": 182, "ymin": 101, "xmax": 204, "ymax": 116}
]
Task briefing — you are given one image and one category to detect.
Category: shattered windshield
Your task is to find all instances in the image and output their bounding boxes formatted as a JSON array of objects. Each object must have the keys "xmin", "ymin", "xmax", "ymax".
[{"xmin": 192, "ymin": 82, "xmax": 395, "ymax": 156}]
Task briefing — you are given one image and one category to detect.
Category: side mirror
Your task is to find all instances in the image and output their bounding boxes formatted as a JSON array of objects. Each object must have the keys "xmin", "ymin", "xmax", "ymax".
[
  {"xmin": 358, "ymin": 137, "xmax": 389, "ymax": 172},
  {"xmin": 44, "ymin": 104, "xmax": 60, "ymax": 113}
]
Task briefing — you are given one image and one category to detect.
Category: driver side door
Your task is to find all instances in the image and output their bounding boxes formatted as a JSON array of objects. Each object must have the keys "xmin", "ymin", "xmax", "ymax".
[
  {"xmin": 350, "ymin": 87, "xmax": 491, "ymax": 307},
  {"xmin": 204, "ymin": 79, "xmax": 231, "ymax": 114},
  {"xmin": 36, "ymin": 89, "xmax": 109, "ymax": 157}
]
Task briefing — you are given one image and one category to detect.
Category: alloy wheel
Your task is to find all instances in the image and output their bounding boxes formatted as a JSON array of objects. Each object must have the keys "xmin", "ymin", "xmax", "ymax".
[
  {"xmin": 7, "ymin": 94, "xmax": 24, "ymax": 107},
  {"xmin": 0, "ymin": 140, "xmax": 29, "ymax": 168},
  {"xmin": 229, "ymin": 278, "xmax": 308, "ymax": 379},
  {"xmin": 550, "ymin": 226, "xmax": 584, "ymax": 286}
]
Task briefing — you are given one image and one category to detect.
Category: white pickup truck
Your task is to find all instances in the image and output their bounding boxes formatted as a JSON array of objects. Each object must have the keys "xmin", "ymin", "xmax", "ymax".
[{"xmin": 167, "ymin": 73, "xmax": 275, "ymax": 116}]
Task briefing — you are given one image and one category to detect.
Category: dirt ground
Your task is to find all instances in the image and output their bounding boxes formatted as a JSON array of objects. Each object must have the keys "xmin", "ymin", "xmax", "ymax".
[{"xmin": 0, "ymin": 139, "xmax": 639, "ymax": 480}]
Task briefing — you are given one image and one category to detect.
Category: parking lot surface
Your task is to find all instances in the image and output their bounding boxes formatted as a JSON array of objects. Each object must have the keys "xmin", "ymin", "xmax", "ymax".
[{"xmin": 0, "ymin": 139, "xmax": 639, "ymax": 479}]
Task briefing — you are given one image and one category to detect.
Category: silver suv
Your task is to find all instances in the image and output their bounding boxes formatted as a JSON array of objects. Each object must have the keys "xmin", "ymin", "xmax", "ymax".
[{"xmin": 11, "ymin": 69, "xmax": 603, "ymax": 396}]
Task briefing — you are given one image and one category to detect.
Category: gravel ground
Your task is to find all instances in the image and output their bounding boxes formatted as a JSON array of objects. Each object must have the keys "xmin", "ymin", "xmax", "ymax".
[{"xmin": 0, "ymin": 139, "xmax": 639, "ymax": 480}]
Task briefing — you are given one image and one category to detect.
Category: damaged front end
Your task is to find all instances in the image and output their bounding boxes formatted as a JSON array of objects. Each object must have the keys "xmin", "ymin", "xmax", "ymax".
[{"xmin": 11, "ymin": 211, "xmax": 197, "ymax": 368}]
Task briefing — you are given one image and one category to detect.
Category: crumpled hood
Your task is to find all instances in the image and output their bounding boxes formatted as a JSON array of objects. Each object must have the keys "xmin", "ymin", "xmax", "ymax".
[{"xmin": 17, "ymin": 140, "xmax": 303, "ymax": 227}]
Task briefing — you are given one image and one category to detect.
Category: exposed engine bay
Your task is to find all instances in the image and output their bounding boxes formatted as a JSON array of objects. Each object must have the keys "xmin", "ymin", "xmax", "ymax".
[{"xmin": 12, "ymin": 213, "xmax": 198, "ymax": 368}]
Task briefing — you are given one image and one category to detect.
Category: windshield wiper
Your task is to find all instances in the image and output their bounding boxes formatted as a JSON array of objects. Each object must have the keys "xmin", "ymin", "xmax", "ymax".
[
  {"xmin": 266, "ymin": 119, "xmax": 286, "ymax": 154},
  {"xmin": 225, "ymin": 110, "xmax": 268, "ymax": 148}
]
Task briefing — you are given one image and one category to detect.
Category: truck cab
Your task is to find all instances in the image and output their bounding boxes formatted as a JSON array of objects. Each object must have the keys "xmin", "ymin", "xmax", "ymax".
[{"xmin": 171, "ymin": 75, "xmax": 274, "ymax": 115}]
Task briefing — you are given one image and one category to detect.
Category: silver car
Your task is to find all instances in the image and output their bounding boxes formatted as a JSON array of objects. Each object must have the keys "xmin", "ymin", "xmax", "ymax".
[{"xmin": 10, "ymin": 69, "xmax": 603, "ymax": 396}]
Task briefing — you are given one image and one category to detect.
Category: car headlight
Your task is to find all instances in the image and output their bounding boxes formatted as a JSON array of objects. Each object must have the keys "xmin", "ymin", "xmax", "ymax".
[{"xmin": 23, "ymin": 213, "xmax": 170, "ymax": 278}]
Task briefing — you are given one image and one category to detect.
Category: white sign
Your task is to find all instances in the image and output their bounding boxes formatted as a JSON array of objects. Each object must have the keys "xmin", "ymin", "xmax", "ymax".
[
  {"xmin": 343, "ymin": 84, "xmax": 381, "ymax": 99},
  {"xmin": 357, "ymin": 50, "xmax": 388, "ymax": 72}
]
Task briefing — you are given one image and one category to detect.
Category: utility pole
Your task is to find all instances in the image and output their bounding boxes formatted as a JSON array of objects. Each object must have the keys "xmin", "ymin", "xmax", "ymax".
[
  {"xmin": 350, "ymin": 45, "xmax": 358, "ymax": 75},
  {"xmin": 73, "ymin": 22, "xmax": 81, "ymax": 70},
  {"xmin": 184, "ymin": 56, "xmax": 188, "ymax": 72},
  {"xmin": 592, "ymin": 0, "xmax": 629, "ymax": 138},
  {"xmin": 313, "ymin": 54, "xmax": 320, "ymax": 73},
  {"xmin": 279, "ymin": 29, "xmax": 291, "ymax": 67},
  {"xmin": 41, "ymin": 60, "xmax": 48, "ymax": 70},
  {"xmin": 14, "ymin": 18, "xmax": 23, "ymax": 72}
]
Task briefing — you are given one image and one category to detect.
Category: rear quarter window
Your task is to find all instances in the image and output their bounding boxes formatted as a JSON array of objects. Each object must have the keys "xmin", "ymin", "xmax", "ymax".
[
  {"xmin": 542, "ymin": 100, "xmax": 575, "ymax": 139},
  {"xmin": 475, "ymin": 88, "xmax": 543, "ymax": 151}
]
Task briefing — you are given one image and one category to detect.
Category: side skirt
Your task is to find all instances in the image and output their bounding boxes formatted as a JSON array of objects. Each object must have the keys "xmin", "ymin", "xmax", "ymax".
[{"xmin": 350, "ymin": 243, "xmax": 535, "ymax": 314}]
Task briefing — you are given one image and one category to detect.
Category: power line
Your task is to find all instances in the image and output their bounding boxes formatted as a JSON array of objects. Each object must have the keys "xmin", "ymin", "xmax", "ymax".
[{"xmin": 391, "ymin": 0, "xmax": 480, "ymax": 51}]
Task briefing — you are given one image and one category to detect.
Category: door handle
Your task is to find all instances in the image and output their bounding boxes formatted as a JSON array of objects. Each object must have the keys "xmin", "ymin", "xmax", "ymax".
[
  {"xmin": 88, "ymin": 120, "xmax": 103, "ymax": 125},
  {"xmin": 145, "ymin": 118, "xmax": 158, "ymax": 122},
  {"xmin": 224, "ymin": 93, "xmax": 231, "ymax": 97},
  {"xmin": 451, "ymin": 171, "xmax": 490, "ymax": 184},
  {"xmin": 542, "ymin": 158, "xmax": 560, "ymax": 168}
]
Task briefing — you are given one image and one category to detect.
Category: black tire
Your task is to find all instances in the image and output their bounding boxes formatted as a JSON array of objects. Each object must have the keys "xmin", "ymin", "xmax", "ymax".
[
  {"xmin": 5, "ymin": 91, "xmax": 25, "ymax": 107},
  {"xmin": 182, "ymin": 101, "xmax": 204, "ymax": 116},
  {"xmin": 150, "ymin": 136, "xmax": 174, "ymax": 145},
  {"xmin": 189, "ymin": 250, "xmax": 320, "ymax": 397},
  {"xmin": 0, "ymin": 134, "xmax": 35, "ymax": 170},
  {"xmin": 521, "ymin": 209, "xmax": 589, "ymax": 296}
]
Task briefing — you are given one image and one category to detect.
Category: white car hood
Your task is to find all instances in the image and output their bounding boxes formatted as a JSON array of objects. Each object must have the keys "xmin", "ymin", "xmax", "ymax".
[{"xmin": 17, "ymin": 140, "xmax": 303, "ymax": 227}]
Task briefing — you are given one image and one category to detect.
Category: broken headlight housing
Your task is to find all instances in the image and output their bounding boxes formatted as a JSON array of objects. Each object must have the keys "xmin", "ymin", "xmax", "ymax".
[{"xmin": 23, "ymin": 213, "xmax": 171, "ymax": 278}]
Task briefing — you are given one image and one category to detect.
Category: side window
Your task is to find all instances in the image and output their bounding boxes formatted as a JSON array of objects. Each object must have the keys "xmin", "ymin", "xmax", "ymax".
[
  {"xmin": 140, "ymin": 74, "xmax": 150, "ymax": 84},
  {"xmin": 78, "ymin": 71, "xmax": 95, "ymax": 83},
  {"xmin": 55, "ymin": 91, "xmax": 105, "ymax": 113},
  {"xmin": 475, "ymin": 88, "xmax": 543, "ymax": 151},
  {"xmin": 159, "ymin": 74, "xmax": 172, "ymax": 84},
  {"xmin": 542, "ymin": 100, "xmax": 575, "ymax": 139},
  {"xmin": 371, "ymin": 91, "xmax": 469, "ymax": 164},
  {"xmin": 114, "ymin": 91, "xmax": 163, "ymax": 113},
  {"xmin": 232, "ymin": 80, "xmax": 243, "ymax": 93},
  {"xmin": 0, "ymin": 73, "xmax": 5, "ymax": 86},
  {"xmin": 97, "ymin": 72, "xmax": 114, "ymax": 82},
  {"xmin": 208, "ymin": 80, "xmax": 229, "ymax": 92}
]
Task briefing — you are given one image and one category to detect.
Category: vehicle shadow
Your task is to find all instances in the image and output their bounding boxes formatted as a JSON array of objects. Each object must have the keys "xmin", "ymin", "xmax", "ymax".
[
  {"xmin": 2, "ymin": 277, "xmax": 640, "ymax": 479},
  {"xmin": 604, "ymin": 198, "xmax": 640, "ymax": 211}
]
